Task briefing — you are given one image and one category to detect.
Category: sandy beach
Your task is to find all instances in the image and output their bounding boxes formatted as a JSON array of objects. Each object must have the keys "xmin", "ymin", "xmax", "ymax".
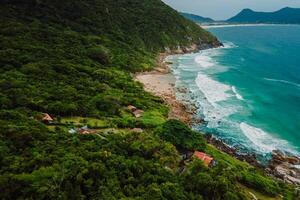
[{"xmin": 135, "ymin": 54, "xmax": 194, "ymax": 125}]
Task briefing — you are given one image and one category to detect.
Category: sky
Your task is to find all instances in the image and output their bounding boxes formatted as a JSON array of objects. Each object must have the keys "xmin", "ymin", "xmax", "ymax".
[{"xmin": 162, "ymin": 0, "xmax": 300, "ymax": 20}]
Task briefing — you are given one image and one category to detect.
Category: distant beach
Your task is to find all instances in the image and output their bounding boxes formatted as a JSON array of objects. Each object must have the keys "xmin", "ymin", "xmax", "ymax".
[
  {"xmin": 200, "ymin": 23, "xmax": 300, "ymax": 29},
  {"xmin": 135, "ymin": 54, "xmax": 195, "ymax": 125}
]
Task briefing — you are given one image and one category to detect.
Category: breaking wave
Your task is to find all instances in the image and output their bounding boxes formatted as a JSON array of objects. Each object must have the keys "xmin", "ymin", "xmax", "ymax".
[{"xmin": 240, "ymin": 122, "xmax": 299, "ymax": 155}]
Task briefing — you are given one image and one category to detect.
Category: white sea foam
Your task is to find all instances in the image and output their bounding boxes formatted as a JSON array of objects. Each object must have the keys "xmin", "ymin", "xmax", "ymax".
[
  {"xmin": 195, "ymin": 73, "xmax": 232, "ymax": 105},
  {"xmin": 194, "ymin": 55, "xmax": 214, "ymax": 68},
  {"xmin": 231, "ymin": 86, "xmax": 244, "ymax": 100},
  {"xmin": 194, "ymin": 41, "xmax": 236, "ymax": 69},
  {"xmin": 264, "ymin": 78, "xmax": 300, "ymax": 89},
  {"xmin": 240, "ymin": 122, "xmax": 298, "ymax": 154},
  {"xmin": 194, "ymin": 73, "xmax": 239, "ymax": 128},
  {"xmin": 170, "ymin": 37, "xmax": 300, "ymax": 158}
]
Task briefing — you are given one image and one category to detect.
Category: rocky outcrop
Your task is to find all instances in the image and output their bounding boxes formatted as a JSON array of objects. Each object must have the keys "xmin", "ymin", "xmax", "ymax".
[
  {"xmin": 204, "ymin": 134, "xmax": 263, "ymax": 168},
  {"xmin": 267, "ymin": 150, "xmax": 300, "ymax": 185},
  {"xmin": 164, "ymin": 41, "xmax": 222, "ymax": 55},
  {"xmin": 206, "ymin": 136, "xmax": 300, "ymax": 185}
]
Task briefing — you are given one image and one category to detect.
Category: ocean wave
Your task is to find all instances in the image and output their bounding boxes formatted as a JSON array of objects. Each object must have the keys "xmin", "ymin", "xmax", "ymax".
[
  {"xmin": 264, "ymin": 78, "xmax": 300, "ymax": 89},
  {"xmin": 231, "ymin": 86, "xmax": 244, "ymax": 100},
  {"xmin": 195, "ymin": 73, "xmax": 233, "ymax": 105},
  {"xmin": 169, "ymin": 31, "xmax": 300, "ymax": 158},
  {"xmin": 194, "ymin": 73, "xmax": 239, "ymax": 128},
  {"xmin": 240, "ymin": 122, "xmax": 298, "ymax": 155},
  {"xmin": 194, "ymin": 54, "xmax": 215, "ymax": 68},
  {"xmin": 194, "ymin": 42, "xmax": 236, "ymax": 70}
]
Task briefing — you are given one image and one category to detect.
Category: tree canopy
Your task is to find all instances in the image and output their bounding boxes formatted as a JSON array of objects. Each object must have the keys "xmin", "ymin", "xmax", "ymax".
[{"xmin": 0, "ymin": 0, "xmax": 296, "ymax": 199}]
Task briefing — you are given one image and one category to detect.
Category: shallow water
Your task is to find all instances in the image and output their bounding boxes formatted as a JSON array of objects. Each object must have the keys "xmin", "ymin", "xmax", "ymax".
[{"xmin": 168, "ymin": 25, "xmax": 300, "ymax": 160}]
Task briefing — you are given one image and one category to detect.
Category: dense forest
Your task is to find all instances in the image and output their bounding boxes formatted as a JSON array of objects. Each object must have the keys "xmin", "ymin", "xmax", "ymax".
[{"xmin": 0, "ymin": 0, "xmax": 297, "ymax": 199}]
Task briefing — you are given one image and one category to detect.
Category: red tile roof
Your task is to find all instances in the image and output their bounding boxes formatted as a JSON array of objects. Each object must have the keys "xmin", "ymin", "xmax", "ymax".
[
  {"xmin": 127, "ymin": 105, "xmax": 137, "ymax": 112},
  {"xmin": 78, "ymin": 129, "xmax": 98, "ymax": 135},
  {"xmin": 42, "ymin": 113, "xmax": 53, "ymax": 121},
  {"xmin": 193, "ymin": 151, "xmax": 213, "ymax": 166}
]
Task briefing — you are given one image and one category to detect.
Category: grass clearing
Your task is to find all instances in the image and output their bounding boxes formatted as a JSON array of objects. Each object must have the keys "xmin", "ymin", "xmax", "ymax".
[
  {"xmin": 140, "ymin": 110, "xmax": 167, "ymax": 127},
  {"xmin": 60, "ymin": 117, "xmax": 108, "ymax": 128}
]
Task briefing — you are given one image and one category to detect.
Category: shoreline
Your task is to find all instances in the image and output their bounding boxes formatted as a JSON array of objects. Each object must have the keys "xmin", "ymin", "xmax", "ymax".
[
  {"xmin": 135, "ymin": 45, "xmax": 300, "ymax": 185},
  {"xmin": 200, "ymin": 23, "xmax": 300, "ymax": 29},
  {"xmin": 135, "ymin": 53, "xmax": 196, "ymax": 125},
  {"xmin": 135, "ymin": 50, "xmax": 263, "ymax": 166}
]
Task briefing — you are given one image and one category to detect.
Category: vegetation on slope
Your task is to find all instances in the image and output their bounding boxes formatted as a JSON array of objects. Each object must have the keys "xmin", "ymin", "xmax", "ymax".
[
  {"xmin": 227, "ymin": 7, "xmax": 300, "ymax": 24},
  {"xmin": 0, "ymin": 0, "xmax": 219, "ymax": 117},
  {"xmin": 0, "ymin": 0, "xmax": 297, "ymax": 199},
  {"xmin": 180, "ymin": 12, "xmax": 215, "ymax": 23}
]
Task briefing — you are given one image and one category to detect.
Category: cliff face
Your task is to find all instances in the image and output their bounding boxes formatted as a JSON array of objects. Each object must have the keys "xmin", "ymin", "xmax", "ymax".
[{"xmin": 227, "ymin": 7, "xmax": 300, "ymax": 24}]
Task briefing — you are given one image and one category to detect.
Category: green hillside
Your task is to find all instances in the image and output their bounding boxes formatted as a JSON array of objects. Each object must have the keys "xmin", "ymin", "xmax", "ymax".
[
  {"xmin": 0, "ymin": 0, "xmax": 296, "ymax": 199},
  {"xmin": 0, "ymin": 0, "xmax": 219, "ymax": 117},
  {"xmin": 227, "ymin": 7, "xmax": 300, "ymax": 24},
  {"xmin": 180, "ymin": 12, "xmax": 215, "ymax": 23}
]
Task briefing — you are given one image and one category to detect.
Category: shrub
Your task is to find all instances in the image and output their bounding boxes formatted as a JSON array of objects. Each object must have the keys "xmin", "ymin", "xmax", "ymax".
[
  {"xmin": 156, "ymin": 120, "xmax": 206, "ymax": 151},
  {"xmin": 240, "ymin": 171, "xmax": 280, "ymax": 196},
  {"xmin": 87, "ymin": 45, "xmax": 110, "ymax": 65}
]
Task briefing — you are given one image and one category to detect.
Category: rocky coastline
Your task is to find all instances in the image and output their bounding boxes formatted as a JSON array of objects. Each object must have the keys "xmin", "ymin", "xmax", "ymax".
[{"xmin": 135, "ymin": 42, "xmax": 300, "ymax": 186}]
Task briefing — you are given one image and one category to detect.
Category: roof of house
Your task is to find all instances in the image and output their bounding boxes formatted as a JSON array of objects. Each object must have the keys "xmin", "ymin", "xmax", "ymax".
[
  {"xmin": 193, "ymin": 151, "xmax": 213, "ymax": 166},
  {"xmin": 78, "ymin": 129, "xmax": 98, "ymax": 135},
  {"xmin": 133, "ymin": 109, "xmax": 144, "ymax": 118},
  {"xmin": 78, "ymin": 126, "xmax": 98, "ymax": 135},
  {"xmin": 131, "ymin": 128, "xmax": 143, "ymax": 133},
  {"xmin": 42, "ymin": 113, "xmax": 53, "ymax": 121},
  {"xmin": 127, "ymin": 105, "xmax": 137, "ymax": 111}
]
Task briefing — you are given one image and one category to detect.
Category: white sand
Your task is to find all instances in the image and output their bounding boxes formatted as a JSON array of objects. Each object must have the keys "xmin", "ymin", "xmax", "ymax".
[
  {"xmin": 135, "ymin": 58, "xmax": 193, "ymax": 124},
  {"xmin": 135, "ymin": 73, "xmax": 175, "ymax": 98}
]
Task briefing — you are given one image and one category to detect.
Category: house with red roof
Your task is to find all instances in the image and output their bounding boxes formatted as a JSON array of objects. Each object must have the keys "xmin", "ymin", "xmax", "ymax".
[
  {"xmin": 42, "ymin": 113, "xmax": 54, "ymax": 124},
  {"xmin": 193, "ymin": 151, "xmax": 216, "ymax": 167}
]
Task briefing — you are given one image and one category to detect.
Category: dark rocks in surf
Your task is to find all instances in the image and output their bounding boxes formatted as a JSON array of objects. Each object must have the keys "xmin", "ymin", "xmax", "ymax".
[
  {"xmin": 204, "ymin": 134, "xmax": 263, "ymax": 168},
  {"xmin": 205, "ymin": 135, "xmax": 300, "ymax": 185}
]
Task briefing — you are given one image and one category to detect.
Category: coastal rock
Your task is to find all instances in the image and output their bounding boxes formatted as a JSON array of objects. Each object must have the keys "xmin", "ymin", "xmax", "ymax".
[
  {"xmin": 286, "ymin": 156, "xmax": 300, "ymax": 165},
  {"xmin": 177, "ymin": 87, "xmax": 188, "ymax": 94},
  {"xmin": 204, "ymin": 134, "xmax": 264, "ymax": 168},
  {"xmin": 267, "ymin": 150, "xmax": 300, "ymax": 185}
]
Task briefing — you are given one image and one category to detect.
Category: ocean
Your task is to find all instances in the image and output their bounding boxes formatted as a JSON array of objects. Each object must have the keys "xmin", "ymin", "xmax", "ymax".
[{"xmin": 168, "ymin": 25, "xmax": 300, "ymax": 160}]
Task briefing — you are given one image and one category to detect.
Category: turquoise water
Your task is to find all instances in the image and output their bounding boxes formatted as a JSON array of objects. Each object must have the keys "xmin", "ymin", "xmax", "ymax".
[{"xmin": 168, "ymin": 25, "xmax": 300, "ymax": 159}]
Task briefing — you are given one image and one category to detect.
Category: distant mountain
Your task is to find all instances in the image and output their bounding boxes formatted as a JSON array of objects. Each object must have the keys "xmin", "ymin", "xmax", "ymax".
[
  {"xmin": 227, "ymin": 7, "xmax": 300, "ymax": 24},
  {"xmin": 181, "ymin": 12, "xmax": 214, "ymax": 23}
]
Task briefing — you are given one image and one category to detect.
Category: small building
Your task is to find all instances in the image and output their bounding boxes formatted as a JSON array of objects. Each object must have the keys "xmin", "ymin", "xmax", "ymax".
[
  {"xmin": 127, "ymin": 105, "xmax": 137, "ymax": 112},
  {"xmin": 78, "ymin": 126, "xmax": 98, "ymax": 135},
  {"xmin": 193, "ymin": 151, "xmax": 216, "ymax": 167},
  {"xmin": 79, "ymin": 129, "xmax": 98, "ymax": 135},
  {"xmin": 131, "ymin": 128, "xmax": 143, "ymax": 133},
  {"xmin": 133, "ymin": 109, "xmax": 144, "ymax": 118},
  {"xmin": 42, "ymin": 113, "xmax": 54, "ymax": 124}
]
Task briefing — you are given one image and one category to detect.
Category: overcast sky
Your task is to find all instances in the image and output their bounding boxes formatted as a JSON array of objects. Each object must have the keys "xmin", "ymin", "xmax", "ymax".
[{"xmin": 162, "ymin": 0, "xmax": 300, "ymax": 20}]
